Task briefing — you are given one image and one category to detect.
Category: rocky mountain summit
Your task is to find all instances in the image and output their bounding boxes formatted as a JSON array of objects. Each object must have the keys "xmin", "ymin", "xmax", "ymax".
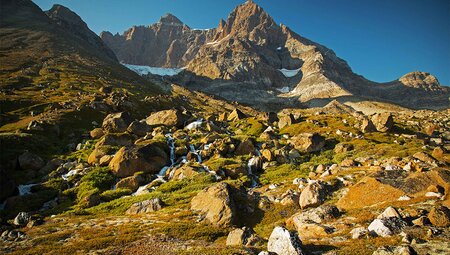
[
  {"xmin": 101, "ymin": 14, "xmax": 216, "ymax": 68},
  {"xmin": 102, "ymin": 0, "xmax": 449, "ymax": 110}
]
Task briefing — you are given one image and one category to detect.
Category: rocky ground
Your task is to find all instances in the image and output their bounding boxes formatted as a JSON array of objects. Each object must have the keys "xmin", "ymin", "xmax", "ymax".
[{"xmin": 1, "ymin": 100, "xmax": 449, "ymax": 255}]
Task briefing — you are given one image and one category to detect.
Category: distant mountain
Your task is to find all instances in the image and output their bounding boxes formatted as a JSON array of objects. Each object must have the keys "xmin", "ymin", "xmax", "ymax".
[
  {"xmin": 102, "ymin": 0, "xmax": 449, "ymax": 110},
  {"xmin": 100, "ymin": 13, "xmax": 216, "ymax": 68}
]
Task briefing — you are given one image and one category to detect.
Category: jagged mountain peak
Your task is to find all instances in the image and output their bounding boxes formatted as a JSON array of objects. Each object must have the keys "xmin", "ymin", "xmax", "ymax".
[
  {"xmin": 214, "ymin": 0, "xmax": 280, "ymax": 45},
  {"xmin": 158, "ymin": 13, "xmax": 184, "ymax": 25}
]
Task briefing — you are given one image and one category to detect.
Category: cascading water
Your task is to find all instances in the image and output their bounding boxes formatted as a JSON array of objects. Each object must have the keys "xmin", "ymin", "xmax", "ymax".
[
  {"xmin": 165, "ymin": 133, "xmax": 176, "ymax": 166},
  {"xmin": 189, "ymin": 144, "xmax": 203, "ymax": 163},
  {"xmin": 0, "ymin": 201, "xmax": 6, "ymax": 211},
  {"xmin": 18, "ymin": 183, "xmax": 38, "ymax": 196}
]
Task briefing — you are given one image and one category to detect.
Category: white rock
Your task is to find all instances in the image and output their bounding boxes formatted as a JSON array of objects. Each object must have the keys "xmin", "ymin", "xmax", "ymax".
[
  {"xmin": 368, "ymin": 219, "xmax": 393, "ymax": 237},
  {"xmin": 398, "ymin": 195, "xmax": 411, "ymax": 201},
  {"xmin": 425, "ymin": 192, "xmax": 442, "ymax": 198},
  {"xmin": 268, "ymin": 226, "xmax": 304, "ymax": 255},
  {"xmin": 350, "ymin": 227, "xmax": 368, "ymax": 239},
  {"xmin": 377, "ymin": 206, "xmax": 401, "ymax": 219}
]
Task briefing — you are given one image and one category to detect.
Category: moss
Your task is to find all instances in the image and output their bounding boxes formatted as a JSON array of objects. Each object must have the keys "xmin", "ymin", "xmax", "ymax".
[
  {"xmin": 100, "ymin": 188, "xmax": 132, "ymax": 202},
  {"xmin": 76, "ymin": 167, "xmax": 115, "ymax": 203},
  {"xmin": 260, "ymin": 164, "xmax": 309, "ymax": 185},
  {"xmin": 155, "ymin": 221, "xmax": 228, "ymax": 242}
]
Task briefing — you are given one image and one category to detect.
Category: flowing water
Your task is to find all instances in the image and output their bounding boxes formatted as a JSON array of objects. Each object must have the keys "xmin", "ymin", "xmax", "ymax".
[{"xmin": 18, "ymin": 183, "xmax": 38, "ymax": 196}]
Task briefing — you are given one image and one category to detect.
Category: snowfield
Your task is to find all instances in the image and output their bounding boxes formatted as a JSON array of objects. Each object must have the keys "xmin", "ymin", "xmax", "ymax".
[{"xmin": 123, "ymin": 63, "xmax": 184, "ymax": 76}]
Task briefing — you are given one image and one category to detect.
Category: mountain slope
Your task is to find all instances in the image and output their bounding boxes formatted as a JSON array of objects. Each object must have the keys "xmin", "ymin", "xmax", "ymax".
[{"xmin": 0, "ymin": 0, "xmax": 163, "ymax": 164}]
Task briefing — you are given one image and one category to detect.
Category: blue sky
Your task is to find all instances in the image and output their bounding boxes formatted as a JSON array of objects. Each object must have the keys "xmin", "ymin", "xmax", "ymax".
[{"xmin": 34, "ymin": 0, "xmax": 449, "ymax": 85}]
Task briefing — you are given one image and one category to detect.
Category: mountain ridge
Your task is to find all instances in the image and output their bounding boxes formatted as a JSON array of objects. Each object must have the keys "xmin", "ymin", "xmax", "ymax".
[{"xmin": 101, "ymin": 1, "xmax": 449, "ymax": 110}]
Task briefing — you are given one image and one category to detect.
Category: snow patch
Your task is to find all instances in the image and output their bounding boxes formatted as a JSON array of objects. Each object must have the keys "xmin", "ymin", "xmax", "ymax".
[
  {"xmin": 279, "ymin": 68, "xmax": 301, "ymax": 78},
  {"xmin": 276, "ymin": 87, "xmax": 291, "ymax": 93},
  {"xmin": 123, "ymin": 63, "xmax": 184, "ymax": 76}
]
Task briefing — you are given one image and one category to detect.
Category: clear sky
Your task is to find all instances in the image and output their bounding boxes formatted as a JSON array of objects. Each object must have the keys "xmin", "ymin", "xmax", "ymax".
[{"xmin": 34, "ymin": 0, "xmax": 450, "ymax": 85}]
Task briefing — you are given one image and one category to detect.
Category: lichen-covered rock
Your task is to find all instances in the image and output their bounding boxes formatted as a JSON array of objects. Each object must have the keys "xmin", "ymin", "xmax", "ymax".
[
  {"xmin": 102, "ymin": 112, "xmax": 132, "ymax": 133},
  {"xmin": 145, "ymin": 109, "xmax": 187, "ymax": 128},
  {"xmin": 126, "ymin": 198, "xmax": 164, "ymax": 214},
  {"xmin": 299, "ymin": 181, "xmax": 327, "ymax": 209},
  {"xmin": 109, "ymin": 143, "xmax": 168, "ymax": 178},
  {"xmin": 372, "ymin": 113, "xmax": 394, "ymax": 132},
  {"xmin": 290, "ymin": 133, "xmax": 325, "ymax": 153},
  {"xmin": 428, "ymin": 205, "xmax": 450, "ymax": 227},
  {"xmin": 190, "ymin": 182, "xmax": 236, "ymax": 227}
]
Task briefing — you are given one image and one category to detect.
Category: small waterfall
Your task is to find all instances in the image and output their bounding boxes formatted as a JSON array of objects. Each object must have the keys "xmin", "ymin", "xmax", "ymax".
[
  {"xmin": 62, "ymin": 169, "xmax": 79, "ymax": 181},
  {"xmin": 165, "ymin": 133, "xmax": 176, "ymax": 166},
  {"xmin": 18, "ymin": 183, "xmax": 38, "ymax": 196},
  {"xmin": 189, "ymin": 144, "xmax": 202, "ymax": 163},
  {"xmin": 247, "ymin": 157, "xmax": 260, "ymax": 188},
  {"xmin": 0, "ymin": 201, "xmax": 6, "ymax": 211}
]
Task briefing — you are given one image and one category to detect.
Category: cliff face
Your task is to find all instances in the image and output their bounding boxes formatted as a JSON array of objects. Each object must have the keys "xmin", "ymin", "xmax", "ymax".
[{"xmin": 101, "ymin": 14, "xmax": 216, "ymax": 68}]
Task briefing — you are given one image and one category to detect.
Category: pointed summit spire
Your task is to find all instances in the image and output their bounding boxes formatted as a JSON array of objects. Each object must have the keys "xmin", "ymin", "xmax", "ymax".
[{"xmin": 159, "ymin": 13, "xmax": 183, "ymax": 25}]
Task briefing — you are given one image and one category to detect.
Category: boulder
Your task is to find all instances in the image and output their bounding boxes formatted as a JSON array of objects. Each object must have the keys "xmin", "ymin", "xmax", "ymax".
[
  {"xmin": 267, "ymin": 226, "xmax": 304, "ymax": 255},
  {"xmin": 262, "ymin": 149, "xmax": 273, "ymax": 161},
  {"xmin": 360, "ymin": 118, "xmax": 377, "ymax": 133},
  {"xmin": 146, "ymin": 109, "xmax": 187, "ymax": 128},
  {"xmin": 90, "ymin": 128, "xmax": 104, "ymax": 139},
  {"xmin": 18, "ymin": 152, "xmax": 45, "ymax": 171},
  {"xmin": 109, "ymin": 143, "xmax": 168, "ymax": 178},
  {"xmin": 170, "ymin": 165, "xmax": 199, "ymax": 180},
  {"xmin": 377, "ymin": 206, "xmax": 401, "ymax": 219},
  {"xmin": 428, "ymin": 205, "xmax": 450, "ymax": 227},
  {"xmin": 226, "ymin": 227, "xmax": 260, "ymax": 247},
  {"xmin": 372, "ymin": 113, "xmax": 394, "ymax": 132},
  {"xmin": 126, "ymin": 198, "xmax": 164, "ymax": 214},
  {"xmin": 299, "ymin": 181, "xmax": 327, "ymax": 209},
  {"xmin": 102, "ymin": 112, "xmax": 132, "ymax": 133},
  {"xmin": 235, "ymin": 139, "xmax": 256, "ymax": 155},
  {"xmin": 290, "ymin": 133, "xmax": 325, "ymax": 153},
  {"xmin": 368, "ymin": 218, "xmax": 406, "ymax": 237},
  {"xmin": 190, "ymin": 182, "xmax": 236, "ymax": 227},
  {"xmin": 115, "ymin": 175, "xmax": 144, "ymax": 192},
  {"xmin": 127, "ymin": 121, "xmax": 151, "ymax": 137},
  {"xmin": 334, "ymin": 143, "xmax": 354, "ymax": 154},
  {"xmin": 278, "ymin": 114, "xmax": 295, "ymax": 129},
  {"xmin": 350, "ymin": 227, "xmax": 368, "ymax": 239},
  {"xmin": 228, "ymin": 109, "xmax": 247, "ymax": 121},
  {"xmin": 290, "ymin": 205, "xmax": 339, "ymax": 238},
  {"xmin": 13, "ymin": 212, "xmax": 31, "ymax": 226}
]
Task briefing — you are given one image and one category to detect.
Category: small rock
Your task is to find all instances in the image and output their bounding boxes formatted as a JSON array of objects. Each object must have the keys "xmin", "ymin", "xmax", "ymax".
[
  {"xmin": 13, "ymin": 212, "xmax": 31, "ymax": 226},
  {"xmin": 18, "ymin": 152, "xmax": 45, "ymax": 171},
  {"xmin": 126, "ymin": 198, "xmax": 164, "ymax": 214},
  {"xmin": 299, "ymin": 181, "xmax": 327, "ymax": 209},
  {"xmin": 350, "ymin": 227, "xmax": 368, "ymax": 239}
]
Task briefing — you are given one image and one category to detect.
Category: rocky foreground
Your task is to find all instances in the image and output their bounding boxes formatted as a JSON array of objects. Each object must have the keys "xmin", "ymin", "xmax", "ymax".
[{"xmin": 1, "ymin": 102, "xmax": 449, "ymax": 255}]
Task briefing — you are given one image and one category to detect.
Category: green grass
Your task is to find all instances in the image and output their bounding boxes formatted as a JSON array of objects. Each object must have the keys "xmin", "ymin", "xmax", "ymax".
[{"xmin": 260, "ymin": 164, "xmax": 309, "ymax": 185}]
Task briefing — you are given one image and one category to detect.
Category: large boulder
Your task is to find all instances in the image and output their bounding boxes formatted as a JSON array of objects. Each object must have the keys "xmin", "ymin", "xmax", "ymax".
[
  {"xmin": 109, "ymin": 142, "xmax": 168, "ymax": 178},
  {"xmin": 18, "ymin": 152, "xmax": 45, "ymax": 171},
  {"xmin": 428, "ymin": 205, "xmax": 450, "ymax": 227},
  {"xmin": 267, "ymin": 226, "xmax": 304, "ymax": 255},
  {"xmin": 360, "ymin": 117, "xmax": 377, "ymax": 133},
  {"xmin": 278, "ymin": 114, "xmax": 295, "ymax": 129},
  {"xmin": 126, "ymin": 198, "xmax": 164, "ymax": 214},
  {"xmin": 235, "ymin": 139, "xmax": 256, "ymax": 156},
  {"xmin": 299, "ymin": 181, "xmax": 327, "ymax": 209},
  {"xmin": 227, "ymin": 109, "xmax": 247, "ymax": 122},
  {"xmin": 290, "ymin": 133, "xmax": 325, "ymax": 153},
  {"xmin": 372, "ymin": 113, "xmax": 394, "ymax": 132},
  {"xmin": 127, "ymin": 121, "xmax": 152, "ymax": 137},
  {"xmin": 13, "ymin": 212, "xmax": 31, "ymax": 226},
  {"xmin": 102, "ymin": 112, "xmax": 133, "ymax": 133},
  {"xmin": 226, "ymin": 227, "xmax": 260, "ymax": 247},
  {"xmin": 115, "ymin": 175, "xmax": 144, "ymax": 192},
  {"xmin": 145, "ymin": 109, "xmax": 187, "ymax": 128},
  {"xmin": 190, "ymin": 182, "xmax": 236, "ymax": 227}
]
